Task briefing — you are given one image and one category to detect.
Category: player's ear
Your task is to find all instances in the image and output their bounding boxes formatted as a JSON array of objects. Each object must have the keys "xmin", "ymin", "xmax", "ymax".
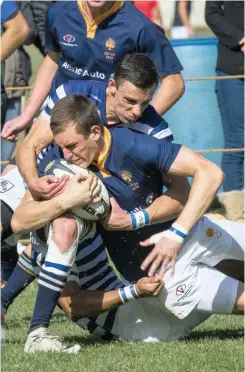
[
  {"xmin": 91, "ymin": 125, "xmax": 102, "ymax": 141},
  {"xmin": 108, "ymin": 78, "xmax": 116, "ymax": 96}
]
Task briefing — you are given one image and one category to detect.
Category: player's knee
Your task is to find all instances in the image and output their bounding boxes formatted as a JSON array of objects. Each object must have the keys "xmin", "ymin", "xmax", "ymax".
[
  {"xmin": 232, "ymin": 282, "xmax": 244, "ymax": 314},
  {"xmin": 52, "ymin": 216, "xmax": 78, "ymax": 254}
]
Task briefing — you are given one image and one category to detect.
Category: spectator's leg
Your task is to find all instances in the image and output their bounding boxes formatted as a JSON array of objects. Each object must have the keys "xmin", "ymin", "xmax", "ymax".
[{"xmin": 215, "ymin": 71, "xmax": 244, "ymax": 191}]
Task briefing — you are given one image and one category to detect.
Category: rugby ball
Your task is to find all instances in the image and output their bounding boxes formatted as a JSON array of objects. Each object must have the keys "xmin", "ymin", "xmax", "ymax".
[{"xmin": 44, "ymin": 159, "xmax": 110, "ymax": 221}]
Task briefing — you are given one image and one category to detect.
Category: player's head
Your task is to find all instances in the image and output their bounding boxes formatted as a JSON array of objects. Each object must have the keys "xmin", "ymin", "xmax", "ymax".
[
  {"xmin": 108, "ymin": 53, "xmax": 159, "ymax": 123},
  {"xmin": 50, "ymin": 95, "xmax": 104, "ymax": 168}
]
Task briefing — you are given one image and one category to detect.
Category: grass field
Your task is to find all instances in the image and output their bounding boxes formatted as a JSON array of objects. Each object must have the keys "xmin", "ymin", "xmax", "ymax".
[{"xmin": 2, "ymin": 281, "xmax": 244, "ymax": 372}]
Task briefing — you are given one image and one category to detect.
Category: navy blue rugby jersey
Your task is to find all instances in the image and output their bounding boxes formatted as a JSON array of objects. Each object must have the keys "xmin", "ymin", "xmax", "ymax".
[
  {"xmin": 46, "ymin": 1, "xmax": 183, "ymax": 94},
  {"xmin": 41, "ymin": 80, "xmax": 174, "ymax": 142},
  {"xmin": 37, "ymin": 126, "xmax": 181, "ymax": 282},
  {"xmin": 90, "ymin": 126, "xmax": 181, "ymax": 282}
]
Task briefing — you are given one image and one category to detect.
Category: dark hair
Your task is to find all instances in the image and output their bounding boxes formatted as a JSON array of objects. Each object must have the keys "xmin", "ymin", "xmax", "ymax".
[
  {"xmin": 50, "ymin": 94, "xmax": 103, "ymax": 137},
  {"xmin": 114, "ymin": 53, "xmax": 159, "ymax": 90}
]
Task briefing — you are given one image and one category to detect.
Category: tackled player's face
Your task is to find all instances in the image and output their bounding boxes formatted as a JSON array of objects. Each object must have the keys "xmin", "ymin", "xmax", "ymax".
[
  {"xmin": 112, "ymin": 81, "xmax": 156, "ymax": 124},
  {"xmin": 54, "ymin": 124, "xmax": 100, "ymax": 168}
]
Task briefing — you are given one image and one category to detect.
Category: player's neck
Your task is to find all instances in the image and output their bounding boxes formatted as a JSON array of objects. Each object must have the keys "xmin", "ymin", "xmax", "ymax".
[
  {"xmin": 83, "ymin": 1, "xmax": 116, "ymax": 21},
  {"xmin": 105, "ymin": 88, "xmax": 119, "ymax": 125}
]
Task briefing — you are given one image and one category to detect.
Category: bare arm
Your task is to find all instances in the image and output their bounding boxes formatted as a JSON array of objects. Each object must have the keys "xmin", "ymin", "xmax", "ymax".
[
  {"xmin": 1, "ymin": 51, "xmax": 59, "ymax": 140},
  {"xmin": 1, "ymin": 11, "xmax": 29, "ymax": 62},
  {"xmin": 15, "ymin": 115, "xmax": 65, "ymax": 200},
  {"xmin": 11, "ymin": 175, "xmax": 101, "ymax": 234},
  {"xmin": 16, "ymin": 115, "xmax": 53, "ymax": 185},
  {"xmin": 141, "ymin": 147, "xmax": 224, "ymax": 277},
  {"xmin": 101, "ymin": 174, "xmax": 190, "ymax": 231},
  {"xmin": 151, "ymin": 74, "xmax": 185, "ymax": 116},
  {"xmin": 59, "ymin": 277, "xmax": 163, "ymax": 320},
  {"xmin": 11, "ymin": 189, "xmax": 69, "ymax": 234},
  {"xmin": 146, "ymin": 174, "xmax": 190, "ymax": 223},
  {"xmin": 167, "ymin": 147, "xmax": 224, "ymax": 231}
]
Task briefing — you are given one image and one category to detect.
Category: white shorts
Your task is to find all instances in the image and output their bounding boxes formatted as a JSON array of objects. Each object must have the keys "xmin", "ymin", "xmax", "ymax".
[
  {"xmin": 157, "ymin": 216, "xmax": 244, "ymax": 319},
  {"xmin": 0, "ymin": 167, "xmax": 26, "ymax": 211}
]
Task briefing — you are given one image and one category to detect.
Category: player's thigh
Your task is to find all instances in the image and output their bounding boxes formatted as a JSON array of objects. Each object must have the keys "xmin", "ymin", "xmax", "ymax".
[
  {"xmin": 196, "ymin": 265, "xmax": 240, "ymax": 314},
  {"xmin": 190, "ymin": 216, "xmax": 244, "ymax": 267}
]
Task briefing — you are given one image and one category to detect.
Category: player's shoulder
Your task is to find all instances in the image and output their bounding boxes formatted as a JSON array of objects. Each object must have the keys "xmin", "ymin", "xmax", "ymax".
[
  {"xmin": 110, "ymin": 125, "xmax": 155, "ymax": 150},
  {"xmin": 63, "ymin": 80, "xmax": 107, "ymax": 93}
]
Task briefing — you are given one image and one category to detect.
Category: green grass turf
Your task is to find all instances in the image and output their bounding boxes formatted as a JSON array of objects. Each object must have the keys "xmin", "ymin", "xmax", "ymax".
[{"xmin": 2, "ymin": 282, "xmax": 244, "ymax": 372}]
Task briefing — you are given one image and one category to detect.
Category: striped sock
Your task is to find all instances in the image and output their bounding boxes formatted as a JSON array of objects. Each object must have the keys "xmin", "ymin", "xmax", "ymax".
[
  {"xmin": 1, "ymin": 251, "xmax": 35, "ymax": 312},
  {"xmin": 29, "ymin": 261, "xmax": 70, "ymax": 331}
]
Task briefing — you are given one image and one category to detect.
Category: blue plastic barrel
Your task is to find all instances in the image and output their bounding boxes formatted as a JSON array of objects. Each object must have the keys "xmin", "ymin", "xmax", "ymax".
[{"xmin": 164, "ymin": 38, "xmax": 224, "ymax": 170}]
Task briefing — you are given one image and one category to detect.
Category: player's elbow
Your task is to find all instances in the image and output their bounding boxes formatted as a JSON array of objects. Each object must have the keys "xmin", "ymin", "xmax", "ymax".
[
  {"xmin": 169, "ymin": 73, "xmax": 185, "ymax": 99},
  {"xmin": 11, "ymin": 209, "xmax": 30, "ymax": 235},
  {"xmin": 200, "ymin": 162, "xmax": 224, "ymax": 193},
  {"xmin": 11, "ymin": 214, "xmax": 24, "ymax": 235}
]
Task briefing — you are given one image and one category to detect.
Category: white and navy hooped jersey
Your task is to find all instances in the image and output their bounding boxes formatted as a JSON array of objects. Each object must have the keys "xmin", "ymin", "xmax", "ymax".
[{"xmin": 41, "ymin": 80, "xmax": 173, "ymax": 142}]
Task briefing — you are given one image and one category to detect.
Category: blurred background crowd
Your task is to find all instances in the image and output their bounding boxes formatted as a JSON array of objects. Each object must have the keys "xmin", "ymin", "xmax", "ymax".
[{"xmin": 1, "ymin": 0, "xmax": 244, "ymax": 221}]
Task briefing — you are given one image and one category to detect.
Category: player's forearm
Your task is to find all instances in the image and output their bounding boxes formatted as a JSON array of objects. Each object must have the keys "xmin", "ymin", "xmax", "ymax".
[
  {"xmin": 16, "ymin": 137, "xmax": 39, "ymax": 185},
  {"xmin": 12, "ymin": 195, "xmax": 68, "ymax": 234},
  {"xmin": 60, "ymin": 288, "xmax": 123, "ymax": 319},
  {"xmin": 151, "ymin": 74, "xmax": 185, "ymax": 115},
  {"xmin": 146, "ymin": 175, "xmax": 190, "ymax": 224},
  {"xmin": 174, "ymin": 163, "xmax": 224, "ymax": 232},
  {"xmin": 16, "ymin": 116, "xmax": 53, "ymax": 185},
  {"xmin": 22, "ymin": 53, "xmax": 58, "ymax": 121}
]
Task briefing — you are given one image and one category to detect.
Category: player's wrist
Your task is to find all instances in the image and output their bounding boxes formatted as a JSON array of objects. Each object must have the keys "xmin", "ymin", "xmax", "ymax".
[
  {"xmin": 165, "ymin": 223, "xmax": 189, "ymax": 244},
  {"xmin": 118, "ymin": 284, "xmax": 139, "ymax": 304},
  {"xmin": 129, "ymin": 210, "xmax": 150, "ymax": 230}
]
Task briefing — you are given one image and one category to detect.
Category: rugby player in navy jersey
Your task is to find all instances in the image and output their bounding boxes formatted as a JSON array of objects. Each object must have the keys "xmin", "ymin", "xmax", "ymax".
[
  {"xmin": 12, "ymin": 95, "xmax": 244, "ymax": 351},
  {"xmin": 1, "ymin": 55, "xmax": 189, "ymax": 352},
  {"xmin": 2, "ymin": 0, "xmax": 184, "ymax": 140}
]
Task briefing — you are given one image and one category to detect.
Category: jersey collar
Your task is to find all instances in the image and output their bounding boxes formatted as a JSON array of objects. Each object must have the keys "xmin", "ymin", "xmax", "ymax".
[
  {"xmin": 77, "ymin": 1, "xmax": 123, "ymax": 38},
  {"xmin": 92, "ymin": 127, "xmax": 111, "ymax": 177}
]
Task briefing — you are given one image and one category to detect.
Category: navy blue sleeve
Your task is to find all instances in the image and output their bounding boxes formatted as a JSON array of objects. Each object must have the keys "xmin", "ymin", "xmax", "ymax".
[
  {"xmin": 1, "ymin": 0, "xmax": 18, "ymax": 24},
  {"xmin": 138, "ymin": 22, "xmax": 183, "ymax": 77},
  {"xmin": 45, "ymin": 5, "xmax": 60, "ymax": 53},
  {"xmin": 131, "ymin": 134, "xmax": 182, "ymax": 173}
]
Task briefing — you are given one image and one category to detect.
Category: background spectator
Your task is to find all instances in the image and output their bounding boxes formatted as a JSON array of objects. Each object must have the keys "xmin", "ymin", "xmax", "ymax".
[
  {"xmin": 1, "ymin": 1, "xmax": 50, "ymax": 170},
  {"xmin": 1, "ymin": 0, "xmax": 29, "ymax": 126},
  {"xmin": 133, "ymin": 1, "xmax": 163, "ymax": 27},
  {"xmin": 205, "ymin": 1, "xmax": 244, "ymax": 193},
  {"xmin": 171, "ymin": 0, "xmax": 194, "ymax": 39}
]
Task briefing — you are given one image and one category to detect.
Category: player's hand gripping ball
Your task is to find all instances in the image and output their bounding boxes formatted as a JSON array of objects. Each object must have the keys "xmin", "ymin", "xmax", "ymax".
[{"xmin": 44, "ymin": 159, "xmax": 110, "ymax": 221}]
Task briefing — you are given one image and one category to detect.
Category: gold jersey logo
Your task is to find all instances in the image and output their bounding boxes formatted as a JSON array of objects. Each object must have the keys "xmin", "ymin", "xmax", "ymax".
[
  {"xmin": 105, "ymin": 38, "xmax": 116, "ymax": 51},
  {"xmin": 121, "ymin": 170, "xmax": 133, "ymax": 182}
]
